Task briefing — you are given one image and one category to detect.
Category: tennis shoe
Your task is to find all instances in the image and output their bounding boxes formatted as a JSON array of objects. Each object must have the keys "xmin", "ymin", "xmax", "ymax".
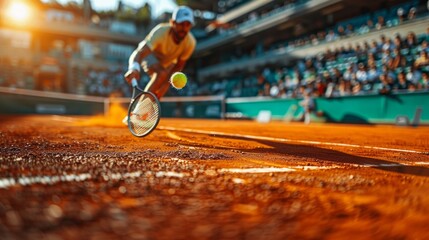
[{"xmin": 122, "ymin": 116, "xmax": 128, "ymax": 126}]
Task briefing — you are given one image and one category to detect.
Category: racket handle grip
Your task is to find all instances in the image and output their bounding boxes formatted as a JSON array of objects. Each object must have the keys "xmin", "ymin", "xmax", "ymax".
[{"xmin": 131, "ymin": 78, "xmax": 138, "ymax": 87}]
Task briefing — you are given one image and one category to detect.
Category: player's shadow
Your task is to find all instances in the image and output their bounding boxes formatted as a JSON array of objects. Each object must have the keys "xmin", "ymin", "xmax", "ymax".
[{"xmin": 204, "ymin": 136, "xmax": 429, "ymax": 177}]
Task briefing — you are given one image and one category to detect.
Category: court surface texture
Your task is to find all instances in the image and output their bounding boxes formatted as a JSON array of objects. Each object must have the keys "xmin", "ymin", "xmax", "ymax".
[{"xmin": 1, "ymin": 115, "xmax": 428, "ymax": 239}]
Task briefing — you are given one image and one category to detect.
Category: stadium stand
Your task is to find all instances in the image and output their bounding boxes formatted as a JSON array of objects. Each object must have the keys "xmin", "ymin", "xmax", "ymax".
[
  {"xmin": 0, "ymin": 0, "xmax": 162, "ymax": 96},
  {"xmin": 1, "ymin": 0, "xmax": 428, "ymax": 101},
  {"xmin": 176, "ymin": 0, "xmax": 429, "ymax": 99}
]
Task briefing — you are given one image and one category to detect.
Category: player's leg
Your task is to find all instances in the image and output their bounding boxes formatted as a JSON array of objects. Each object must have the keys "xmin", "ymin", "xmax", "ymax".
[
  {"xmin": 157, "ymin": 80, "xmax": 171, "ymax": 98},
  {"xmin": 144, "ymin": 71, "xmax": 169, "ymax": 99},
  {"xmin": 144, "ymin": 63, "xmax": 175, "ymax": 99}
]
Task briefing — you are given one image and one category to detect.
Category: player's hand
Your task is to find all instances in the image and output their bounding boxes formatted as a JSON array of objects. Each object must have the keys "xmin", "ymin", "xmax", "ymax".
[{"xmin": 124, "ymin": 70, "xmax": 140, "ymax": 85}]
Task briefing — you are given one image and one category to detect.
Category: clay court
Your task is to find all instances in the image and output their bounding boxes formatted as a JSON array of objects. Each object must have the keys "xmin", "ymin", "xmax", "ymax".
[{"xmin": 1, "ymin": 112, "xmax": 429, "ymax": 239}]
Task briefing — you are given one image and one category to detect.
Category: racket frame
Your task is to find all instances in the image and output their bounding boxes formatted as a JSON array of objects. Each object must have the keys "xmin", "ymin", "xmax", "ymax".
[{"xmin": 127, "ymin": 78, "xmax": 161, "ymax": 137}]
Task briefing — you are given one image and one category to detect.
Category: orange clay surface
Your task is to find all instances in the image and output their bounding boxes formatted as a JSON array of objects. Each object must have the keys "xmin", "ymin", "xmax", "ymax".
[{"xmin": 1, "ymin": 108, "xmax": 429, "ymax": 239}]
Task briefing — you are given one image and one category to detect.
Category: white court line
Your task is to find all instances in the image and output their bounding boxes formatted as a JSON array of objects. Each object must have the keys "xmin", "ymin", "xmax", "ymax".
[
  {"xmin": 2, "ymin": 163, "xmax": 428, "ymax": 189},
  {"xmin": 220, "ymin": 166, "xmax": 341, "ymax": 173},
  {"xmin": 220, "ymin": 167, "xmax": 296, "ymax": 173},
  {"xmin": 219, "ymin": 162, "xmax": 429, "ymax": 174},
  {"xmin": 51, "ymin": 115, "xmax": 77, "ymax": 122},
  {"xmin": 159, "ymin": 126, "xmax": 428, "ymax": 155},
  {"xmin": 415, "ymin": 162, "xmax": 429, "ymax": 165},
  {"xmin": 0, "ymin": 170, "xmax": 185, "ymax": 189},
  {"xmin": 49, "ymin": 117, "xmax": 427, "ymax": 155}
]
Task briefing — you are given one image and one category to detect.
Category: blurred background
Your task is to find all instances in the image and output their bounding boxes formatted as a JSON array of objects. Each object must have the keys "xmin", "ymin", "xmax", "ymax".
[{"xmin": 0, "ymin": 0, "xmax": 428, "ymax": 123}]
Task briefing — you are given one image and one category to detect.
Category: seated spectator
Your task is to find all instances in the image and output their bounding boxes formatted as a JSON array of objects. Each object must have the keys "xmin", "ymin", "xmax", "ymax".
[
  {"xmin": 365, "ymin": 19, "xmax": 375, "ymax": 31},
  {"xmin": 375, "ymin": 15, "xmax": 385, "ymax": 30},
  {"xmin": 352, "ymin": 82, "xmax": 363, "ymax": 95},
  {"xmin": 310, "ymin": 34, "xmax": 319, "ymax": 45},
  {"xmin": 381, "ymin": 64, "xmax": 397, "ymax": 81},
  {"xmin": 406, "ymin": 65, "xmax": 422, "ymax": 85},
  {"xmin": 331, "ymin": 68, "xmax": 342, "ymax": 83},
  {"xmin": 325, "ymin": 30, "xmax": 338, "ymax": 42},
  {"xmin": 231, "ymin": 85, "xmax": 242, "ymax": 97},
  {"xmin": 262, "ymin": 82, "xmax": 271, "ymax": 96},
  {"xmin": 268, "ymin": 82, "xmax": 281, "ymax": 97},
  {"xmin": 355, "ymin": 44, "xmax": 366, "ymax": 60},
  {"xmin": 367, "ymin": 64, "xmax": 380, "ymax": 82},
  {"xmin": 375, "ymin": 74, "xmax": 393, "ymax": 94},
  {"xmin": 393, "ymin": 33, "xmax": 404, "ymax": 49},
  {"xmin": 363, "ymin": 41, "xmax": 371, "ymax": 52},
  {"xmin": 256, "ymin": 73, "xmax": 266, "ymax": 90},
  {"xmin": 418, "ymin": 72, "xmax": 429, "ymax": 89},
  {"xmin": 345, "ymin": 24, "xmax": 354, "ymax": 36},
  {"xmin": 407, "ymin": 7, "xmax": 416, "ymax": 20},
  {"xmin": 407, "ymin": 83, "xmax": 417, "ymax": 92},
  {"xmin": 361, "ymin": 79, "xmax": 373, "ymax": 92},
  {"xmin": 381, "ymin": 48, "xmax": 392, "ymax": 65},
  {"xmin": 382, "ymin": 37, "xmax": 395, "ymax": 51},
  {"xmin": 378, "ymin": 34, "xmax": 388, "ymax": 50},
  {"xmin": 324, "ymin": 77, "xmax": 335, "ymax": 98},
  {"xmin": 317, "ymin": 31, "xmax": 326, "ymax": 42},
  {"xmin": 369, "ymin": 40, "xmax": 380, "ymax": 54},
  {"xmin": 335, "ymin": 78, "xmax": 349, "ymax": 96},
  {"xmin": 303, "ymin": 68, "xmax": 316, "ymax": 85},
  {"xmin": 344, "ymin": 43, "xmax": 354, "ymax": 55},
  {"xmin": 356, "ymin": 63, "xmax": 368, "ymax": 82},
  {"xmin": 420, "ymin": 40, "xmax": 429, "ymax": 53},
  {"xmin": 414, "ymin": 51, "xmax": 429, "ymax": 69},
  {"xmin": 343, "ymin": 64, "xmax": 356, "ymax": 82},
  {"xmin": 389, "ymin": 47, "xmax": 406, "ymax": 69},
  {"xmin": 394, "ymin": 72, "xmax": 410, "ymax": 91},
  {"xmin": 337, "ymin": 25, "xmax": 346, "ymax": 37},
  {"xmin": 290, "ymin": 68, "xmax": 301, "ymax": 85},
  {"xmin": 405, "ymin": 31, "xmax": 418, "ymax": 48},
  {"xmin": 367, "ymin": 52, "xmax": 376, "ymax": 66},
  {"xmin": 358, "ymin": 23, "xmax": 370, "ymax": 34},
  {"xmin": 324, "ymin": 48, "xmax": 337, "ymax": 61},
  {"xmin": 314, "ymin": 79, "xmax": 327, "ymax": 97},
  {"xmin": 397, "ymin": 7, "xmax": 405, "ymax": 23}
]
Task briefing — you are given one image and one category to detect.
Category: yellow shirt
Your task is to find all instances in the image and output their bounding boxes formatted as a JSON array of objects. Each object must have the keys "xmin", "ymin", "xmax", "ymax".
[{"xmin": 143, "ymin": 23, "xmax": 196, "ymax": 68}]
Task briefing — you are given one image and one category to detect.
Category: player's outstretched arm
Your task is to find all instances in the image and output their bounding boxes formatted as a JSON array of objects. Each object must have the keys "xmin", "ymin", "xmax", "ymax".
[{"xmin": 124, "ymin": 43, "xmax": 152, "ymax": 84}]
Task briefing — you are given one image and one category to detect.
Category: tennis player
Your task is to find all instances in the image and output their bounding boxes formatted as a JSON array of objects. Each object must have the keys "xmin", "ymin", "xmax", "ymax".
[
  {"xmin": 122, "ymin": 5, "xmax": 196, "ymax": 125},
  {"xmin": 124, "ymin": 5, "xmax": 196, "ymax": 99}
]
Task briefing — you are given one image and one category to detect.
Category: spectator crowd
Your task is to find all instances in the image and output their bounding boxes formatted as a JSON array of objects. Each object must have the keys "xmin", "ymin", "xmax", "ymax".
[
  {"xmin": 1, "ymin": 0, "xmax": 428, "ymax": 101},
  {"xmin": 260, "ymin": 30, "xmax": 429, "ymax": 99}
]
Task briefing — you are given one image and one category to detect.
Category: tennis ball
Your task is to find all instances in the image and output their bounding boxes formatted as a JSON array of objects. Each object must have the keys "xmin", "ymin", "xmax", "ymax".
[{"xmin": 170, "ymin": 72, "xmax": 187, "ymax": 89}]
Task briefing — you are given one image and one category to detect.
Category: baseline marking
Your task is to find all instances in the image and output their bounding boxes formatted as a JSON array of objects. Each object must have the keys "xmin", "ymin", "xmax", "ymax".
[
  {"xmin": 159, "ymin": 126, "xmax": 428, "ymax": 155},
  {"xmin": 0, "ymin": 170, "xmax": 185, "ymax": 189}
]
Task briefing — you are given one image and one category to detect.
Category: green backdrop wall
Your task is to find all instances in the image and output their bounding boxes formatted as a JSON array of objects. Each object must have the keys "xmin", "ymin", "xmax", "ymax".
[
  {"xmin": 1, "ymin": 87, "xmax": 427, "ymax": 125},
  {"xmin": 226, "ymin": 91, "xmax": 428, "ymax": 124}
]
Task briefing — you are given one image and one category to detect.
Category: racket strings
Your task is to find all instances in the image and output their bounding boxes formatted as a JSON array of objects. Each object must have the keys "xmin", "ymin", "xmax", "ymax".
[{"xmin": 129, "ymin": 94, "xmax": 159, "ymax": 136}]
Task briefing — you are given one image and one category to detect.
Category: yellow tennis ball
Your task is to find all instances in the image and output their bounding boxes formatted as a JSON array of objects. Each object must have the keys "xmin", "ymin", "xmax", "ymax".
[{"xmin": 170, "ymin": 72, "xmax": 187, "ymax": 89}]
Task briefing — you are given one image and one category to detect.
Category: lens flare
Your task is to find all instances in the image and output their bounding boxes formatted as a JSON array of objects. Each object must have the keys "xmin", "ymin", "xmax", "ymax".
[{"xmin": 6, "ymin": 2, "xmax": 31, "ymax": 23}]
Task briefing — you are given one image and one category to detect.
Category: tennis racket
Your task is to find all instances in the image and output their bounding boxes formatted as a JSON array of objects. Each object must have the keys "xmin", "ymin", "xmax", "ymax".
[{"xmin": 127, "ymin": 78, "xmax": 161, "ymax": 137}]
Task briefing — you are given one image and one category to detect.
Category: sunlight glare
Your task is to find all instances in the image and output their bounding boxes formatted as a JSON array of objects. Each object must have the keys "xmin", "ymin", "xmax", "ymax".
[{"xmin": 6, "ymin": 2, "xmax": 32, "ymax": 23}]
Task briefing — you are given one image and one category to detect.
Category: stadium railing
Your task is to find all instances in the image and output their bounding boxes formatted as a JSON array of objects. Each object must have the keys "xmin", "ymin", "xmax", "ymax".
[
  {"xmin": 0, "ymin": 86, "xmax": 226, "ymax": 119},
  {"xmin": 1, "ymin": 86, "xmax": 428, "ymax": 125}
]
